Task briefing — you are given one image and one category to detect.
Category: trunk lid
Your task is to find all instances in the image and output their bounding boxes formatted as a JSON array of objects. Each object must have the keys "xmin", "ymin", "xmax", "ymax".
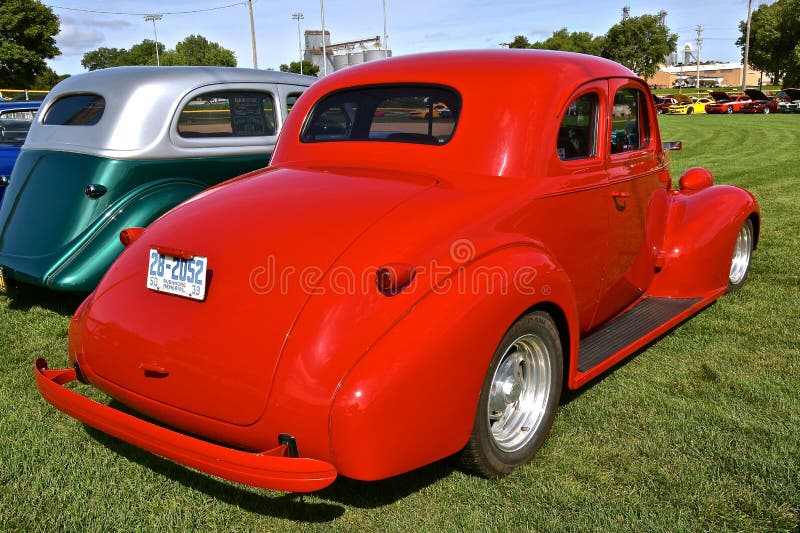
[{"xmin": 81, "ymin": 166, "xmax": 437, "ymax": 426}]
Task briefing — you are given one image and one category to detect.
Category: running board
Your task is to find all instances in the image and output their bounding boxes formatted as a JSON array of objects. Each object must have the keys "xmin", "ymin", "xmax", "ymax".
[{"xmin": 578, "ymin": 297, "xmax": 702, "ymax": 373}]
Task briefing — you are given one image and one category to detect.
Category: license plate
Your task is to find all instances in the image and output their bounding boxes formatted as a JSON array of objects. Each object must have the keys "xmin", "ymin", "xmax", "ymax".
[
  {"xmin": 147, "ymin": 249, "xmax": 207, "ymax": 301},
  {"xmin": 0, "ymin": 267, "xmax": 6, "ymax": 293}
]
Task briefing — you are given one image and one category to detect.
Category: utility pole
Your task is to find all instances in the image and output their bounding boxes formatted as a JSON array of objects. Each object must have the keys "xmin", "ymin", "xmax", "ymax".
[
  {"xmin": 292, "ymin": 13, "xmax": 304, "ymax": 75},
  {"xmin": 247, "ymin": 0, "xmax": 258, "ymax": 68},
  {"xmin": 144, "ymin": 14, "xmax": 162, "ymax": 66},
  {"xmin": 741, "ymin": 0, "xmax": 753, "ymax": 91},
  {"xmin": 320, "ymin": 0, "xmax": 327, "ymax": 76},
  {"xmin": 383, "ymin": 0, "xmax": 389, "ymax": 58},
  {"xmin": 695, "ymin": 25, "xmax": 703, "ymax": 89}
]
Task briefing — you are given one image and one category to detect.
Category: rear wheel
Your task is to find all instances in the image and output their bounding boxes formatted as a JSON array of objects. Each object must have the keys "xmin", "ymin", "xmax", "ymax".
[
  {"xmin": 728, "ymin": 218, "xmax": 754, "ymax": 292},
  {"xmin": 461, "ymin": 311, "xmax": 562, "ymax": 478}
]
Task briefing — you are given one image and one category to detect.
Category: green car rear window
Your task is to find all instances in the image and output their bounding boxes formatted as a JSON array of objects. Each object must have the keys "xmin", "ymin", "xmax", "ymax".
[
  {"xmin": 43, "ymin": 94, "xmax": 105, "ymax": 126},
  {"xmin": 301, "ymin": 85, "xmax": 461, "ymax": 145}
]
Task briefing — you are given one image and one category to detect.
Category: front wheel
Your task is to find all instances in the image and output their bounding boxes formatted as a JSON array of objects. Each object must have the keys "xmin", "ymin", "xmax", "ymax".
[
  {"xmin": 461, "ymin": 311, "xmax": 563, "ymax": 478},
  {"xmin": 726, "ymin": 106, "xmax": 734, "ymax": 114},
  {"xmin": 687, "ymin": 107, "xmax": 694, "ymax": 115},
  {"xmin": 763, "ymin": 107, "xmax": 770, "ymax": 114},
  {"xmin": 728, "ymin": 218, "xmax": 754, "ymax": 292}
]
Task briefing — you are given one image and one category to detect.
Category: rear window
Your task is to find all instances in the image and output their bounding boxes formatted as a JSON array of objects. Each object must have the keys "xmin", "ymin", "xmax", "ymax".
[
  {"xmin": 0, "ymin": 119, "xmax": 32, "ymax": 146},
  {"xmin": 43, "ymin": 94, "xmax": 105, "ymax": 125},
  {"xmin": 302, "ymin": 85, "xmax": 460, "ymax": 145},
  {"xmin": 178, "ymin": 91, "xmax": 276, "ymax": 138}
]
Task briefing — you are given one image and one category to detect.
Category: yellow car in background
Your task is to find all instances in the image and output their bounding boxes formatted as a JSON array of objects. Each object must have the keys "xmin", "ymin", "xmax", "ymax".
[
  {"xmin": 668, "ymin": 97, "xmax": 715, "ymax": 115},
  {"xmin": 408, "ymin": 102, "xmax": 450, "ymax": 119}
]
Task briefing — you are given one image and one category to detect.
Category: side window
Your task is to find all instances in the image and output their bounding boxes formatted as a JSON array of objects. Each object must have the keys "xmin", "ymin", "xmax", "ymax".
[
  {"xmin": 286, "ymin": 92, "xmax": 303, "ymax": 113},
  {"xmin": 43, "ymin": 94, "xmax": 105, "ymax": 125},
  {"xmin": 610, "ymin": 88, "xmax": 650, "ymax": 154},
  {"xmin": 557, "ymin": 93, "xmax": 598, "ymax": 160},
  {"xmin": 177, "ymin": 91, "xmax": 276, "ymax": 138}
]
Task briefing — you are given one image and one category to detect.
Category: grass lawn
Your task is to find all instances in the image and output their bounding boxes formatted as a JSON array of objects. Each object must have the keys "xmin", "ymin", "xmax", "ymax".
[{"xmin": 1, "ymin": 114, "xmax": 798, "ymax": 531}]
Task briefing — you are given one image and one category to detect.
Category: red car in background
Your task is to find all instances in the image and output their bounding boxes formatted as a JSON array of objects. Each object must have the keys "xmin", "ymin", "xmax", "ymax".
[
  {"xmin": 654, "ymin": 95, "xmax": 677, "ymax": 114},
  {"xmin": 740, "ymin": 89, "xmax": 780, "ymax": 114},
  {"xmin": 705, "ymin": 92, "xmax": 752, "ymax": 114}
]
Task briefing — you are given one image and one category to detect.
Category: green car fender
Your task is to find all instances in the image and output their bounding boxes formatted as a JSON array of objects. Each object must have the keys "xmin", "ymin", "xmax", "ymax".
[{"xmin": 46, "ymin": 178, "xmax": 210, "ymax": 291}]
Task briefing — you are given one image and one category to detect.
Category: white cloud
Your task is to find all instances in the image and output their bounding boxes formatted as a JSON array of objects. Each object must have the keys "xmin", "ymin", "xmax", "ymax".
[{"xmin": 56, "ymin": 16, "xmax": 107, "ymax": 55}]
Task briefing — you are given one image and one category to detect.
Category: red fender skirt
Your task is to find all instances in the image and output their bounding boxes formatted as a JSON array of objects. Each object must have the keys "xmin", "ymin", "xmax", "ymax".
[{"xmin": 34, "ymin": 358, "xmax": 337, "ymax": 493}]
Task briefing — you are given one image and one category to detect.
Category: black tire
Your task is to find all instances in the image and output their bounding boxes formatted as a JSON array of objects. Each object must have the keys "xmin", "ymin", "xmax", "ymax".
[
  {"xmin": 728, "ymin": 218, "xmax": 754, "ymax": 292},
  {"xmin": 726, "ymin": 106, "xmax": 733, "ymax": 114},
  {"xmin": 763, "ymin": 107, "xmax": 770, "ymax": 114},
  {"xmin": 461, "ymin": 311, "xmax": 563, "ymax": 478},
  {"xmin": 687, "ymin": 107, "xmax": 694, "ymax": 115}
]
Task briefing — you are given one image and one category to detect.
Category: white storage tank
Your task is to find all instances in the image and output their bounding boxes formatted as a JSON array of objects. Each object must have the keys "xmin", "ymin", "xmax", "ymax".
[
  {"xmin": 332, "ymin": 54, "xmax": 349, "ymax": 71},
  {"xmin": 348, "ymin": 51, "xmax": 365, "ymax": 65},
  {"xmin": 364, "ymin": 49, "xmax": 389, "ymax": 62}
]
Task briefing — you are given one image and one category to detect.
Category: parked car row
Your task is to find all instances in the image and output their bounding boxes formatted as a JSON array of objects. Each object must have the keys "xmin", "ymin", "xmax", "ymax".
[
  {"xmin": 21, "ymin": 51, "xmax": 760, "ymax": 495},
  {"xmin": 656, "ymin": 88, "xmax": 800, "ymax": 115}
]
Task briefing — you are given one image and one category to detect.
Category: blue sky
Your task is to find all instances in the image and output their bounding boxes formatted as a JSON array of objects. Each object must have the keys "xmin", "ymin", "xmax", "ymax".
[{"xmin": 46, "ymin": 0, "xmax": 762, "ymax": 75}]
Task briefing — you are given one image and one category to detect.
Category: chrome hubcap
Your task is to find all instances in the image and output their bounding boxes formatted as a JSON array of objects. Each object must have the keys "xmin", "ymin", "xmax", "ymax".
[
  {"xmin": 729, "ymin": 221, "xmax": 753, "ymax": 285},
  {"xmin": 487, "ymin": 334, "xmax": 551, "ymax": 452}
]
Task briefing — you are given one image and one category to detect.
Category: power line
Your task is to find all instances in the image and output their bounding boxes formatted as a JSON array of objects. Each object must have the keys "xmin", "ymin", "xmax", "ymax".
[{"xmin": 43, "ymin": 1, "xmax": 251, "ymax": 16}]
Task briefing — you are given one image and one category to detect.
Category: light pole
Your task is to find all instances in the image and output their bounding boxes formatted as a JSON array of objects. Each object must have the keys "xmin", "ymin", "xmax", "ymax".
[
  {"xmin": 247, "ymin": 0, "xmax": 258, "ymax": 68},
  {"xmin": 320, "ymin": 0, "xmax": 327, "ymax": 76},
  {"xmin": 144, "ymin": 14, "xmax": 163, "ymax": 66},
  {"xmin": 292, "ymin": 12, "xmax": 304, "ymax": 75},
  {"xmin": 382, "ymin": 0, "xmax": 388, "ymax": 58}
]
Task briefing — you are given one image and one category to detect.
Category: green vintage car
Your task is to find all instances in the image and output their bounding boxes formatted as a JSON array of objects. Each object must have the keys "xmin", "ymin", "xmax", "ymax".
[{"xmin": 0, "ymin": 66, "xmax": 314, "ymax": 292}]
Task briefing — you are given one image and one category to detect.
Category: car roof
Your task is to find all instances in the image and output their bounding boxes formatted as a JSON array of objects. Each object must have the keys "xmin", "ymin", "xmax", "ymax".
[
  {"xmin": 0, "ymin": 101, "xmax": 41, "ymax": 112},
  {"xmin": 274, "ymin": 50, "xmax": 649, "ymax": 179},
  {"xmin": 23, "ymin": 66, "xmax": 315, "ymax": 159}
]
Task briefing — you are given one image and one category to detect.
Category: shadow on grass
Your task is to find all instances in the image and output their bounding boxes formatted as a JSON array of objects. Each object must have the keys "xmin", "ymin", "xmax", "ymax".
[
  {"xmin": 83, "ymin": 411, "xmax": 456, "ymax": 519},
  {"xmin": 4, "ymin": 283, "xmax": 86, "ymax": 316}
]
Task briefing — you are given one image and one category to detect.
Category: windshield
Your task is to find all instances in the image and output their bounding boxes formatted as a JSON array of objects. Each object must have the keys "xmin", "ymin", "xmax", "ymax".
[{"xmin": 302, "ymin": 85, "xmax": 461, "ymax": 145}]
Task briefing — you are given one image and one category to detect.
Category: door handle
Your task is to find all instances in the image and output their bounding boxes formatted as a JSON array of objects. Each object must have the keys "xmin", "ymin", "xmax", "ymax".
[{"xmin": 611, "ymin": 191, "xmax": 631, "ymax": 199}]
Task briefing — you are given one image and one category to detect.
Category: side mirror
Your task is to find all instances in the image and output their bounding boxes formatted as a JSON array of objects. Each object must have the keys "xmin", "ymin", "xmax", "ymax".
[{"xmin": 662, "ymin": 141, "xmax": 682, "ymax": 151}]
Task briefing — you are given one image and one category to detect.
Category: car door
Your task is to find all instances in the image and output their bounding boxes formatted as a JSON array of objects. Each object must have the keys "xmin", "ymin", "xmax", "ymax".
[
  {"xmin": 532, "ymin": 81, "xmax": 610, "ymax": 332},
  {"xmin": 590, "ymin": 78, "xmax": 666, "ymax": 329}
]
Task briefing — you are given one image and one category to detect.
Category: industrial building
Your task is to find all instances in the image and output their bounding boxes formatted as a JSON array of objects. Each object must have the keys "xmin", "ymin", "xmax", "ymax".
[{"xmin": 304, "ymin": 30, "xmax": 392, "ymax": 76}]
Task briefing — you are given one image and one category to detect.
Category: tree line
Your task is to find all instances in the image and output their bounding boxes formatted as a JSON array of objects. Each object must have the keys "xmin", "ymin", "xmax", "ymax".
[{"xmin": 2, "ymin": 0, "xmax": 800, "ymax": 90}]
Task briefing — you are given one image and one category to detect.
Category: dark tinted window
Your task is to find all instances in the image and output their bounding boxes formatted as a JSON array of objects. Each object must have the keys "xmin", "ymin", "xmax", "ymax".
[
  {"xmin": 178, "ymin": 91, "xmax": 276, "ymax": 138},
  {"xmin": 43, "ymin": 94, "xmax": 105, "ymax": 125},
  {"xmin": 610, "ymin": 88, "xmax": 650, "ymax": 154},
  {"xmin": 557, "ymin": 93, "xmax": 598, "ymax": 160},
  {"xmin": 302, "ymin": 86, "xmax": 460, "ymax": 145},
  {"xmin": 0, "ymin": 119, "xmax": 32, "ymax": 146}
]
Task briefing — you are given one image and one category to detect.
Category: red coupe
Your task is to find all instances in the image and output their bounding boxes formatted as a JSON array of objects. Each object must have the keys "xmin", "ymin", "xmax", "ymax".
[
  {"xmin": 36, "ymin": 50, "xmax": 760, "ymax": 493},
  {"xmin": 705, "ymin": 92, "xmax": 752, "ymax": 114}
]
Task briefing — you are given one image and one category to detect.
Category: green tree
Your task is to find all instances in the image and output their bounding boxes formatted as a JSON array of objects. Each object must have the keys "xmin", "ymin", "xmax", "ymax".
[
  {"xmin": 126, "ymin": 39, "xmax": 166, "ymax": 66},
  {"xmin": 737, "ymin": 0, "xmax": 800, "ymax": 86},
  {"xmin": 531, "ymin": 28, "xmax": 605, "ymax": 56},
  {"xmin": 162, "ymin": 35, "xmax": 236, "ymax": 67},
  {"xmin": 279, "ymin": 60, "xmax": 319, "ymax": 77},
  {"xmin": 0, "ymin": 0, "xmax": 60, "ymax": 87},
  {"xmin": 600, "ymin": 14, "xmax": 678, "ymax": 79},
  {"xmin": 31, "ymin": 66, "xmax": 69, "ymax": 90},
  {"xmin": 81, "ymin": 47, "xmax": 129, "ymax": 71},
  {"xmin": 504, "ymin": 35, "xmax": 532, "ymax": 49}
]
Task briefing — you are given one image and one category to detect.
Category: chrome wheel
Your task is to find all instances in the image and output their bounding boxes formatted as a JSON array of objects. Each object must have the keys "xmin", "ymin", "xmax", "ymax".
[
  {"xmin": 462, "ymin": 312, "xmax": 562, "ymax": 478},
  {"xmin": 487, "ymin": 334, "xmax": 552, "ymax": 453},
  {"xmin": 729, "ymin": 219, "xmax": 754, "ymax": 289}
]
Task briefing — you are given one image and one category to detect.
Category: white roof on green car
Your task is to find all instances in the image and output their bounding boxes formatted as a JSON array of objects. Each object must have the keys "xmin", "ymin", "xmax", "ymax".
[{"xmin": 23, "ymin": 66, "xmax": 315, "ymax": 159}]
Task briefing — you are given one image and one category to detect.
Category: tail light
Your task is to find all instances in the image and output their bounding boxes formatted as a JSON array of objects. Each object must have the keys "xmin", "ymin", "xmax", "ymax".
[
  {"xmin": 119, "ymin": 227, "xmax": 144, "ymax": 246},
  {"xmin": 376, "ymin": 263, "xmax": 417, "ymax": 296}
]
